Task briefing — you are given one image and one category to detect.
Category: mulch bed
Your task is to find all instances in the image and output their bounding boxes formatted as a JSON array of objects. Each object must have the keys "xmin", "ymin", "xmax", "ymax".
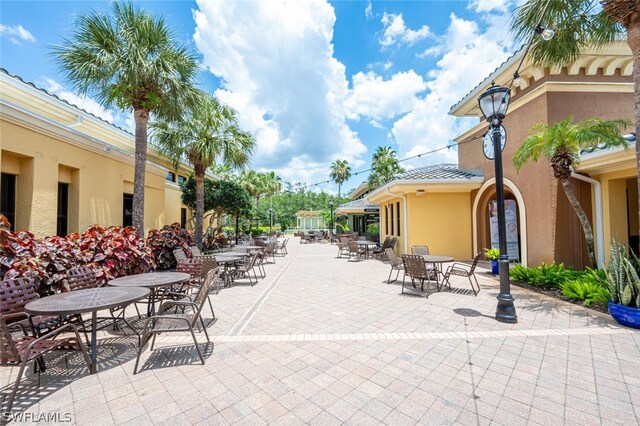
[{"xmin": 480, "ymin": 272, "xmax": 609, "ymax": 314}]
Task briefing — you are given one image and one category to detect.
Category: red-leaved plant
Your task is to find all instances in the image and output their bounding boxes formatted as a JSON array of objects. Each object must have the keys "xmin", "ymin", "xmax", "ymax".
[
  {"xmin": 146, "ymin": 223, "xmax": 194, "ymax": 270},
  {"xmin": 0, "ymin": 225, "xmax": 155, "ymax": 293}
]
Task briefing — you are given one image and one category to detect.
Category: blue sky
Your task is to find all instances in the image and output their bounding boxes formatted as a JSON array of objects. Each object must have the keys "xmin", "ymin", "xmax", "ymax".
[{"xmin": 0, "ymin": 0, "xmax": 521, "ymax": 193}]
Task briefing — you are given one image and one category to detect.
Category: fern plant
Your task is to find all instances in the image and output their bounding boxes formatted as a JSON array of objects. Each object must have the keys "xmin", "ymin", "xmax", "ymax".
[
  {"xmin": 561, "ymin": 269, "xmax": 610, "ymax": 306},
  {"xmin": 606, "ymin": 240, "xmax": 640, "ymax": 308}
]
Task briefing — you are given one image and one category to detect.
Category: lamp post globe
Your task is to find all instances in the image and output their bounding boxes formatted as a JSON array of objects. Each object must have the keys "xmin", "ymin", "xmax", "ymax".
[{"xmin": 478, "ymin": 84, "xmax": 517, "ymax": 324}]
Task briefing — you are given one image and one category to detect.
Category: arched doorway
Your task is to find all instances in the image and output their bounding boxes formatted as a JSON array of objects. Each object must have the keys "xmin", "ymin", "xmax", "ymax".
[{"xmin": 472, "ymin": 178, "xmax": 528, "ymax": 266}]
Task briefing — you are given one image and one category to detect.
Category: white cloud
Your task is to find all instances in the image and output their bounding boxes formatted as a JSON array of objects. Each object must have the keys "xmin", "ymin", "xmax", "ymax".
[
  {"xmin": 40, "ymin": 78, "xmax": 116, "ymax": 124},
  {"xmin": 380, "ymin": 13, "xmax": 431, "ymax": 49},
  {"xmin": 0, "ymin": 24, "xmax": 36, "ymax": 45},
  {"xmin": 193, "ymin": 0, "xmax": 367, "ymax": 186},
  {"xmin": 390, "ymin": 13, "xmax": 514, "ymax": 166},
  {"xmin": 345, "ymin": 70, "xmax": 427, "ymax": 121},
  {"xmin": 365, "ymin": 1, "xmax": 373, "ymax": 20}
]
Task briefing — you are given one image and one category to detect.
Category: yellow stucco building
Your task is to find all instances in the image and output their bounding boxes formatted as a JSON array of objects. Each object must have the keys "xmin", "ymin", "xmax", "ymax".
[
  {"xmin": 367, "ymin": 41, "xmax": 635, "ymax": 269},
  {"xmin": 0, "ymin": 68, "xmax": 193, "ymax": 237}
]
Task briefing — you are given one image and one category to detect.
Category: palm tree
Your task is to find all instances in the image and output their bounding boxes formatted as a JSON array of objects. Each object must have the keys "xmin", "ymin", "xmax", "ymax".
[
  {"xmin": 240, "ymin": 170, "xmax": 267, "ymax": 231},
  {"xmin": 152, "ymin": 93, "xmax": 255, "ymax": 248},
  {"xmin": 511, "ymin": 0, "xmax": 640, "ymax": 243},
  {"xmin": 264, "ymin": 171, "xmax": 282, "ymax": 231},
  {"xmin": 52, "ymin": 1, "xmax": 199, "ymax": 235},
  {"xmin": 329, "ymin": 159, "xmax": 352, "ymax": 200},
  {"xmin": 368, "ymin": 146, "xmax": 405, "ymax": 188},
  {"xmin": 513, "ymin": 117, "xmax": 630, "ymax": 268}
]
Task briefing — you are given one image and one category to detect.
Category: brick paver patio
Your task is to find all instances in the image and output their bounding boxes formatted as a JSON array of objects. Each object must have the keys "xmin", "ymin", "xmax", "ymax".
[{"xmin": 2, "ymin": 238, "xmax": 639, "ymax": 425}]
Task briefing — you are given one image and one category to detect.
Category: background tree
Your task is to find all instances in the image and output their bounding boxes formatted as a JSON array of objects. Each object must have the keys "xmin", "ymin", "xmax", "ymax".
[
  {"xmin": 52, "ymin": 1, "xmax": 199, "ymax": 235},
  {"xmin": 152, "ymin": 93, "xmax": 254, "ymax": 248},
  {"xmin": 513, "ymin": 117, "xmax": 630, "ymax": 268},
  {"xmin": 264, "ymin": 171, "xmax": 282, "ymax": 229},
  {"xmin": 512, "ymin": 0, "xmax": 640, "ymax": 241},
  {"xmin": 240, "ymin": 170, "xmax": 268, "ymax": 231},
  {"xmin": 367, "ymin": 146, "xmax": 405, "ymax": 188},
  {"xmin": 180, "ymin": 175, "xmax": 252, "ymax": 225},
  {"xmin": 330, "ymin": 159, "xmax": 352, "ymax": 200}
]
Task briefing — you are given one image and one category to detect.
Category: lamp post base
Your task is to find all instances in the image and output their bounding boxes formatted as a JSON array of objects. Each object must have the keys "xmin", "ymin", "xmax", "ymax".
[{"xmin": 495, "ymin": 293, "xmax": 517, "ymax": 323}]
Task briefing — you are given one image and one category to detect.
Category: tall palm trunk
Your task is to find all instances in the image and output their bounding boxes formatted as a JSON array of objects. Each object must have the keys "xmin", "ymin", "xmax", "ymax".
[
  {"xmin": 337, "ymin": 182, "xmax": 342, "ymax": 201},
  {"xmin": 132, "ymin": 109, "xmax": 149, "ymax": 236},
  {"xmin": 629, "ymin": 16, "xmax": 640, "ymax": 253},
  {"xmin": 560, "ymin": 177, "xmax": 597, "ymax": 268},
  {"xmin": 194, "ymin": 163, "xmax": 206, "ymax": 249}
]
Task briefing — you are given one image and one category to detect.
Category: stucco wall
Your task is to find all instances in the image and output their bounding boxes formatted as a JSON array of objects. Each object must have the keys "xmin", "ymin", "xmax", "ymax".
[{"xmin": 1, "ymin": 118, "xmax": 181, "ymax": 236}]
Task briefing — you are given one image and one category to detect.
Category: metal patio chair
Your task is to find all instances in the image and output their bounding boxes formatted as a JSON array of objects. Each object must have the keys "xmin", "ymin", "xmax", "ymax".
[
  {"xmin": 1, "ymin": 313, "xmax": 92, "ymax": 414},
  {"xmin": 385, "ymin": 248, "xmax": 404, "ymax": 284},
  {"xmin": 347, "ymin": 240, "xmax": 366, "ymax": 261},
  {"xmin": 133, "ymin": 269, "xmax": 220, "ymax": 374},
  {"xmin": 441, "ymin": 253, "xmax": 482, "ymax": 295},
  {"xmin": 402, "ymin": 254, "xmax": 436, "ymax": 296}
]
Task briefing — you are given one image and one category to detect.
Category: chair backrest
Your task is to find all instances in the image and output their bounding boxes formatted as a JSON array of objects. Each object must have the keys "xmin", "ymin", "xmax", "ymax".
[
  {"xmin": 402, "ymin": 254, "xmax": 430, "ymax": 279},
  {"xmin": 0, "ymin": 278, "xmax": 38, "ymax": 318},
  {"xmin": 339, "ymin": 236, "xmax": 350, "ymax": 244},
  {"xmin": 264, "ymin": 241, "xmax": 277, "ymax": 254},
  {"xmin": 189, "ymin": 246, "xmax": 202, "ymax": 257},
  {"xmin": 177, "ymin": 258, "xmax": 203, "ymax": 283},
  {"xmin": 380, "ymin": 237, "xmax": 391, "ymax": 250},
  {"xmin": 190, "ymin": 269, "xmax": 221, "ymax": 324},
  {"xmin": 0, "ymin": 315, "xmax": 21, "ymax": 364},
  {"xmin": 199, "ymin": 255, "xmax": 219, "ymax": 279},
  {"xmin": 386, "ymin": 248, "xmax": 402, "ymax": 267},
  {"xmin": 173, "ymin": 248, "xmax": 188, "ymax": 263},
  {"xmin": 67, "ymin": 266, "xmax": 100, "ymax": 291},
  {"xmin": 389, "ymin": 238, "xmax": 398, "ymax": 250},
  {"xmin": 411, "ymin": 245, "xmax": 430, "ymax": 256},
  {"xmin": 347, "ymin": 240, "xmax": 359, "ymax": 253},
  {"xmin": 469, "ymin": 252, "xmax": 482, "ymax": 273}
]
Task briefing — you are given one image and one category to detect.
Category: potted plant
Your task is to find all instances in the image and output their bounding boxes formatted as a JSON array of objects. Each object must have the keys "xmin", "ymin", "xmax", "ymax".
[
  {"xmin": 484, "ymin": 248, "xmax": 500, "ymax": 275},
  {"xmin": 605, "ymin": 240, "xmax": 640, "ymax": 329}
]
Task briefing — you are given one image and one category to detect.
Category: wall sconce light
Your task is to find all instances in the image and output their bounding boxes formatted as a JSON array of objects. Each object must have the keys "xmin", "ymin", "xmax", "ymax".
[{"xmin": 416, "ymin": 190, "xmax": 425, "ymax": 197}]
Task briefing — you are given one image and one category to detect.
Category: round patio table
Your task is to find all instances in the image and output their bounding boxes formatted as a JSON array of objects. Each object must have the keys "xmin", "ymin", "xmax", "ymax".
[
  {"xmin": 25, "ymin": 286, "xmax": 150, "ymax": 374},
  {"xmin": 108, "ymin": 272, "xmax": 190, "ymax": 316},
  {"xmin": 237, "ymin": 245, "xmax": 262, "ymax": 250},
  {"xmin": 421, "ymin": 255, "xmax": 455, "ymax": 288},
  {"xmin": 214, "ymin": 255, "xmax": 245, "ymax": 286},
  {"xmin": 355, "ymin": 240, "xmax": 377, "ymax": 259}
]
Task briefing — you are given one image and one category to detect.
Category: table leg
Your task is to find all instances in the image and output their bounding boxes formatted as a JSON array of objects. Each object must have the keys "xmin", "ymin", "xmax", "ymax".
[{"xmin": 90, "ymin": 311, "xmax": 98, "ymax": 374}]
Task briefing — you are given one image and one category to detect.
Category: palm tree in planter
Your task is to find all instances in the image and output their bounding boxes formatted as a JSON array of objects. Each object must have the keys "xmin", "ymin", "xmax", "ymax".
[
  {"xmin": 52, "ymin": 1, "xmax": 199, "ymax": 235},
  {"xmin": 513, "ymin": 117, "xmax": 630, "ymax": 268},
  {"xmin": 152, "ymin": 93, "xmax": 255, "ymax": 248},
  {"xmin": 511, "ymin": 0, "xmax": 640, "ymax": 253},
  {"xmin": 329, "ymin": 159, "xmax": 351, "ymax": 201}
]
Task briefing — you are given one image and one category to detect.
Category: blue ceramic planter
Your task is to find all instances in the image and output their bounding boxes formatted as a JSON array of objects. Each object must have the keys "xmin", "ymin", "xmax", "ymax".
[
  {"xmin": 490, "ymin": 260, "xmax": 499, "ymax": 275},
  {"xmin": 608, "ymin": 301, "xmax": 640, "ymax": 329}
]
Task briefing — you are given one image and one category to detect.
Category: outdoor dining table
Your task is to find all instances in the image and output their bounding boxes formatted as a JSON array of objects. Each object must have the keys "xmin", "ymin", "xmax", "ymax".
[
  {"xmin": 214, "ymin": 254, "xmax": 245, "ymax": 287},
  {"xmin": 24, "ymin": 286, "xmax": 150, "ymax": 374},
  {"xmin": 355, "ymin": 240, "xmax": 378, "ymax": 259},
  {"xmin": 108, "ymin": 272, "xmax": 190, "ymax": 316},
  {"xmin": 420, "ymin": 255, "xmax": 455, "ymax": 288}
]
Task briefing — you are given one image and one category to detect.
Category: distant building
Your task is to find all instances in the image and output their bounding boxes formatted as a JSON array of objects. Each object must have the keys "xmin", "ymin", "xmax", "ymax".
[
  {"xmin": 295, "ymin": 210, "xmax": 324, "ymax": 231},
  {"xmin": 335, "ymin": 182, "xmax": 379, "ymax": 234}
]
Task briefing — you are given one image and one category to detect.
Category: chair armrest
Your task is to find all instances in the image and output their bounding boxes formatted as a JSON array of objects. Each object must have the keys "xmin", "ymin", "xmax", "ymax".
[
  {"xmin": 2, "ymin": 312, "xmax": 29, "ymax": 322},
  {"xmin": 159, "ymin": 300, "xmax": 198, "ymax": 313},
  {"xmin": 449, "ymin": 262, "xmax": 471, "ymax": 270}
]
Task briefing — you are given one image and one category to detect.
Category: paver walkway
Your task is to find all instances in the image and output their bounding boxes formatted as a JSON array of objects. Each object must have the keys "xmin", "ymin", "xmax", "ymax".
[{"xmin": 2, "ymin": 238, "xmax": 639, "ymax": 425}]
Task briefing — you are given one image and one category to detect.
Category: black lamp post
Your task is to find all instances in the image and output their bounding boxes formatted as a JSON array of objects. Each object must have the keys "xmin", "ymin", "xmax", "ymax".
[
  {"xmin": 478, "ymin": 84, "xmax": 517, "ymax": 324},
  {"xmin": 329, "ymin": 199, "xmax": 334, "ymax": 233}
]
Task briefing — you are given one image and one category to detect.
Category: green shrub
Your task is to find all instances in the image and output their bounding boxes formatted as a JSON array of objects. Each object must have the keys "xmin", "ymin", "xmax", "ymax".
[
  {"xmin": 510, "ymin": 262, "xmax": 583, "ymax": 288},
  {"xmin": 606, "ymin": 239, "xmax": 640, "ymax": 308},
  {"xmin": 366, "ymin": 223, "xmax": 379, "ymax": 235},
  {"xmin": 561, "ymin": 269, "xmax": 610, "ymax": 305},
  {"xmin": 510, "ymin": 264, "xmax": 542, "ymax": 283},
  {"xmin": 484, "ymin": 248, "xmax": 500, "ymax": 260}
]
